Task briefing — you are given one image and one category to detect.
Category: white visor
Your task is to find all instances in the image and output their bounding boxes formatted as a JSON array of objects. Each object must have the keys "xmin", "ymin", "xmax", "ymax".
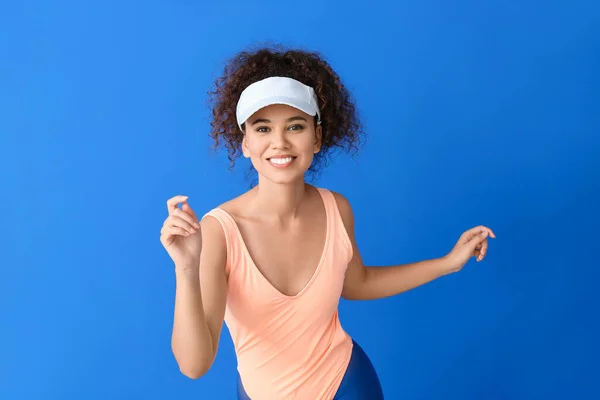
[{"xmin": 236, "ymin": 76, "xmax": 321, "ymax": 131}]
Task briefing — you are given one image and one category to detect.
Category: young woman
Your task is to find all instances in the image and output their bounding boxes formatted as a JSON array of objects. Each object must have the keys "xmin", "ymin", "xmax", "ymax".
[{"xmin": 160, "ymin": 47, "xmax": 495, "ymax": 399}]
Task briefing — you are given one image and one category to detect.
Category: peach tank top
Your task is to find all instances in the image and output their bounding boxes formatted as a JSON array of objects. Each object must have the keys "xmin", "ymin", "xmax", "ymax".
[{"xmin": 203, "ymin": 187, "xmax": 354, "ymax": 399}]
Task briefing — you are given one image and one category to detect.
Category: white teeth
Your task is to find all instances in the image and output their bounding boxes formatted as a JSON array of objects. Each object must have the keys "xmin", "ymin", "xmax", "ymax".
[{"xmin": 270, "ymin": 157, "xmax": 293, "ymax": 165}]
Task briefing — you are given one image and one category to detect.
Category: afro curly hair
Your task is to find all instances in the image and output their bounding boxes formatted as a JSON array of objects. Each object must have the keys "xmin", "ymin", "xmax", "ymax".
[{"xmin": 207, "ymin": 44, "xmax": 365, "ymax": 181}]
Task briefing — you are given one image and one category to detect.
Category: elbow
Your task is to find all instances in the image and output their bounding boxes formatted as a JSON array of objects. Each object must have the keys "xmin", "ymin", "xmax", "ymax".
[
  {"xmin": 179, "ymin": 364, "xmax": 209, "ymax": 380},
  {"xmin": 173, "ymin": 347, "xmax": 214, "ymax": 379},
  {"xmin": 176, "ymin": 355, "xmax": 213, "ymax": 379}
]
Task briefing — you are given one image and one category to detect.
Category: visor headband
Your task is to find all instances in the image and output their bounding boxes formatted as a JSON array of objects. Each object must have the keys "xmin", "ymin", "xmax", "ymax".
[{"xmin": 235, "ymin": 76, "xmax": 321, "ymax": 131}]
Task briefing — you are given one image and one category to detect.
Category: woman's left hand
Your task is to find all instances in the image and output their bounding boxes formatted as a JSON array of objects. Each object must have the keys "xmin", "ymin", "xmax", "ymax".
[{"xmin": 443, "ymin": 225, "xmax": 496, "ymax": 274}]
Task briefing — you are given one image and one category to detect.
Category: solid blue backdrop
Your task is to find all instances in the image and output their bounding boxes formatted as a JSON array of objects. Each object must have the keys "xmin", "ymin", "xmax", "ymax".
[{"xmin": 1, "ymin": 1, "xmax": 599, "ymax": 399}]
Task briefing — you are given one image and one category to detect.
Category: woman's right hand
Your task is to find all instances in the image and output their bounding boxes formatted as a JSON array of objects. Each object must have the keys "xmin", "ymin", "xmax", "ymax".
[{"xmin": 160, "ymin": 195, "xmax": 203, "ymax": 270}]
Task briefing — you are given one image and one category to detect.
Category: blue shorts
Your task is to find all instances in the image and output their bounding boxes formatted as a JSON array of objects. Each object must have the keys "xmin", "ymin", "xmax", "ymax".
[{"xmin": 237, "ymin": 339, "xmax": 384, "ymax": 399}]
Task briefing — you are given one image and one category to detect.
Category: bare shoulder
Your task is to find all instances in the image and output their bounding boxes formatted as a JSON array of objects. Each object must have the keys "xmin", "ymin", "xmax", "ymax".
[
  {"xmin": 199, "ymin": 213, "xmax": 226, "ymax": 245},
  {"xmin": 212, "ymin": 189, "xmax": 255, "ymax": 220},
  {"xmin": 198, "ymin": 189, "xmax": 255, "ymax": 253},
  {"xmin": 197, "ymin": 192, "xmax": 253, "ymax": 261}
]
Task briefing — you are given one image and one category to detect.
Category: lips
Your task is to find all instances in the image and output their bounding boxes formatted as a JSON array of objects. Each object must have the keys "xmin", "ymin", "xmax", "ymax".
[{"xmin": 267, "ymin": 155, "xmax": 296, "ymax": 168}]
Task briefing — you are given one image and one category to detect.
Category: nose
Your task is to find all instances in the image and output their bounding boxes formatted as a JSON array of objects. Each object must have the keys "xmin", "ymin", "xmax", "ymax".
[{"xmin": 270, "ymin": 127, "xmax": 290, "ymax": 149}]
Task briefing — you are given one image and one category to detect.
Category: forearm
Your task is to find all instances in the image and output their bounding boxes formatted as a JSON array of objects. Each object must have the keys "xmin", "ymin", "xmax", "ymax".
[
  {"xmin": 171, "ymin": 266, "xmax": 214, "ymax": 378},
  {"xmin": 358, "ymin": 257, "xmax": 451, "ymax": 300}
]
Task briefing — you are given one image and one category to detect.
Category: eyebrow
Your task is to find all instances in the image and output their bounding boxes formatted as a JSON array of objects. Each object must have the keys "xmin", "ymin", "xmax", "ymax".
[{"xmin": 250, "ymin": 116, "xmax": 308, "ymax": 125}]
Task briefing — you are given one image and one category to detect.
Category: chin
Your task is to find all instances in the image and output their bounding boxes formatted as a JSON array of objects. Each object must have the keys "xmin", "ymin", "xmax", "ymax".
[
  {"xmin": 254, "ymin": 159, "xmax": 309, "ymax": 185},
  {"xmin": 258, "ymin": 171, "xmax": 305, "ymax": 185}
]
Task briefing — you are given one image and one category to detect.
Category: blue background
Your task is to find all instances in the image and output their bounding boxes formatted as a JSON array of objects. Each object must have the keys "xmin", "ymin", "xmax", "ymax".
[{"xmin": 1, "ymin": 1, "xmax": 599, "ymax": 399}]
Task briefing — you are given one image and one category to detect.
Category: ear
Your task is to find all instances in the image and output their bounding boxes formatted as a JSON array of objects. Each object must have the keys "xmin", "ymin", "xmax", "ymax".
[
  {"xmin": 314, "ymin": 124, "xmax": 322, "ymax": 154},
  {"xmin": 242, "ymin": 134, "xmax": 250, "ymax": 158}
]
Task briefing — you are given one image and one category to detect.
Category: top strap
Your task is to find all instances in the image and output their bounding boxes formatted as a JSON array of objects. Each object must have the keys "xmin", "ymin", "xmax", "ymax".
[{"xmin": 201, "ymin": 207, "xmax": 239, "ymax": 275}]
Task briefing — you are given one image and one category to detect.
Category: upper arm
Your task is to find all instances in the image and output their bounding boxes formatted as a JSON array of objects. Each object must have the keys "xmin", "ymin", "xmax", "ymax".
[
  {"xmin": 331, "ymin": 192, "xmax": 368, "ymax": 300},
  {"xmin": 198, "ymin": 214, "xmax": 228, "ymax": 359}
]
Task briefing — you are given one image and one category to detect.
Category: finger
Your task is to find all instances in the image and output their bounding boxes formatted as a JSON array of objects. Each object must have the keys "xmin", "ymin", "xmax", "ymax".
[
  {"xmin": 161, "ymin": 223, "xmax": 191, "ymax": 239},
  {"xmin": 479, "ymin": 226, "xmax": 495, "ymax": 239},
  {"xmin": 460, "ymin": 225, "xmax": 485, "ymax": 240},
  {"xmin": 467, "ymin": 230, "xmax": 489, "ymax": 251},
  {"xmin": 163, "ymin": 225, "xmax": 192, "ymax": 238},
  {"xmin": 173, "ymin": 208, "xmax": 200, "ymax": 229},
  {"xmin": 477, "ymin": 239, "xmax": 488, "ymax": 261},
  {"xmin": 465, "ymin": 225, "xmax": 496, "ymax": 243},
  {"xmin": 181, "ymin": 202, "xmax": 199, "ymax": 222},
  {"xmin": 480, "ymin": 238, "xmax": 488, "ymax": 256},
  {"xmin": 168, "ymin": 214, "xmax": 198, "ymax": 235},
  {"xmin": 461, "ymin": 226, "xmax": 487, "ymax": 244},
  {"xmin": 167, "ymin": 195, "xmax": 189, "ymax": 215}
]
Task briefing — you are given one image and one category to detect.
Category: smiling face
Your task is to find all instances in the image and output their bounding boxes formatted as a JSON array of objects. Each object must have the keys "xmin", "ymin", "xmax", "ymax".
[{"xmin": 241, "ymin": 104, "xmax": 322, "ymax": 185}]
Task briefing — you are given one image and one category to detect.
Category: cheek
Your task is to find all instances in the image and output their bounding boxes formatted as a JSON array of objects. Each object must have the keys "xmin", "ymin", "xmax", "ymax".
[
  {"xmin": 244, "ymin": 138, "xmax": 267, "ymax": 156},
  {"xmin": 295, "ymin": 134, "xmax": 317, "ymax": 150}
]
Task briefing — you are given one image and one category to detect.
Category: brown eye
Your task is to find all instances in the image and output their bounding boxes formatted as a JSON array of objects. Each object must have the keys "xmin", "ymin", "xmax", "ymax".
[{"xmin": 288, "ymin": 124, "xmax": 304, "ymax": 131}]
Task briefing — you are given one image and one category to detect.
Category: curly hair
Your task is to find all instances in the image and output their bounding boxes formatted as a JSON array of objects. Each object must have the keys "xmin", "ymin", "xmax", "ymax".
[{"xmin": 207, "ymin": 44, "xmax": 365, "ymax": 180}]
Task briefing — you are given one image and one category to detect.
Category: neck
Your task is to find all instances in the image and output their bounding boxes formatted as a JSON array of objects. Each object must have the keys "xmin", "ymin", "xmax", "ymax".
[{"xmin": 249, "ymin": 177, "xmax": 309, "ymax": 223}]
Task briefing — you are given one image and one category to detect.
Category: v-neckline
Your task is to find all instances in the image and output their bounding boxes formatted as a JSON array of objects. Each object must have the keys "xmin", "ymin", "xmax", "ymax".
[{"xmin": 217, "ymin": 187, "xmax": 330, "ymax": 300}]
